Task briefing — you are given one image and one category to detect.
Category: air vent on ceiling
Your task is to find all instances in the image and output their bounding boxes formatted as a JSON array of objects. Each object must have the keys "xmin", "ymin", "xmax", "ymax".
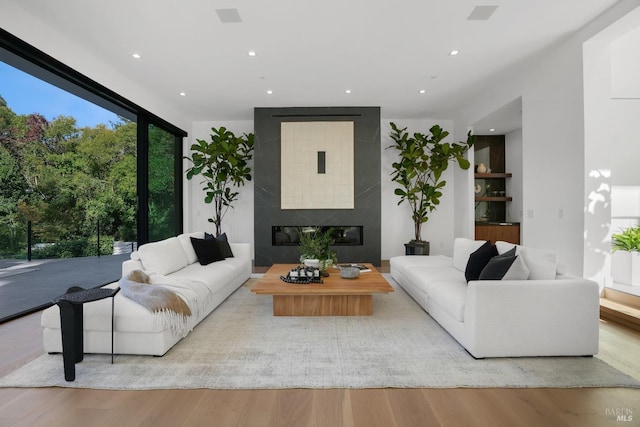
[
  {"xmin": 467, "ymin": 5, "xmax": 498, "ymax": 21},
  {"xmin": 215, "ymin": 8, "xmax": 242, "ymax": 23}
]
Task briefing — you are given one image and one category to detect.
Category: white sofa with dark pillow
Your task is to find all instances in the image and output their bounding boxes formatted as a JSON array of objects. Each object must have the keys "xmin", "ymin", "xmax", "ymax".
[
  {"xmin": 390, "ymin": 238, "xmax": 600, "ymax": 358},
  {"xmin": 41, "ymin": 231, "xmax": 251, "ymax": 356}
]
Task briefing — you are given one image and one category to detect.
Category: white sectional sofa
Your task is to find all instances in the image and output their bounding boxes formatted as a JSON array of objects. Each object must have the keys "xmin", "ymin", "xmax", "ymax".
[
  {"xmin": 41, "ymin": 232, "xmax": 251, "ymax": 356},
  {"xmin": 390, "ymin": 238, "xmax": 600, "ymax": 358}
]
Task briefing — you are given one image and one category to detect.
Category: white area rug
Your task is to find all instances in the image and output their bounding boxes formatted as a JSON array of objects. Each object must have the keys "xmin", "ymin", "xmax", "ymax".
[{"xmin": 1, "ymin": 276, "xmax": 639, "ymax": 390}]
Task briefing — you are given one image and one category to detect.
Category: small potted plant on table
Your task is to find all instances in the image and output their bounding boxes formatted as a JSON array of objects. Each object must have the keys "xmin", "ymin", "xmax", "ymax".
[{"xmin": 297, "ymin": 226, "xmax": 338, "ymax": 275}]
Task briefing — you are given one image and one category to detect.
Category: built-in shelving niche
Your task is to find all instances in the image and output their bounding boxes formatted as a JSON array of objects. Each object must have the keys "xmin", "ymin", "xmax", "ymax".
[{"xmin": 474, "ymin": 135, "xmax": 520, "ymax": 244}]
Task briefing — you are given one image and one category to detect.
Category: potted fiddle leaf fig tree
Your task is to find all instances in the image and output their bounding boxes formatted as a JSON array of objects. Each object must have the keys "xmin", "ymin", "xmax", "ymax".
[
  {"xmin": 185, "ymin": 126, "xmax": 254, "ymax": 237},
  {"xmin": 388, "ymin": 122, "xmax": 475, "ymax": 255}
]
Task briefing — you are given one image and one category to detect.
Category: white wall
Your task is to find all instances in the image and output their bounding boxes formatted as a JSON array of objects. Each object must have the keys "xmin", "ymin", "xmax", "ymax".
[
  {"xmin": 611, "ymin": 25, "xmax": 640, "ymax": 98},
  {"xmin": 505, "ymin": 128, "xmax": 524, "ymax": 224},
  {"xmin": 611, "ymin": 99, "xmax": 640, "ymax": 185},
  {"xmin": 449, "ymin": 1, "xmax": 640, "ymax": 277},
  {"xmin": 583, "ymin": 5, "xmax": 640, "ymax": 286}
]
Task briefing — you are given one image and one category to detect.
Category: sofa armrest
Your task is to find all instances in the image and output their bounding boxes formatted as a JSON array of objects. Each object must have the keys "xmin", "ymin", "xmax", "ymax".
[
  {"xmin": 464, "ymin": 278, "xmax": 600, "ymax": 357},
  {"xmin": 122, "ymin": 259, "xmax": 144, "ymax": 277},
  {"xmin": 229, "ymin": 243, "xmax": 251, "ymax": 262}
]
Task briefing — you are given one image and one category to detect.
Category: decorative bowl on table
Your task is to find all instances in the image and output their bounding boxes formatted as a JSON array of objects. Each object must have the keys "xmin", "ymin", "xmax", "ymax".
[{"xmin": 339, "ymin": 266, "xmax": 360, "ymax": 279}]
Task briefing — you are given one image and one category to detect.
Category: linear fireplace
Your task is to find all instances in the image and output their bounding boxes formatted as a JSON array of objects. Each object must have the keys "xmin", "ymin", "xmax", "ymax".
[{"xmin": 272, "ymin": 226, "xmax": 363, "ymax": 246}]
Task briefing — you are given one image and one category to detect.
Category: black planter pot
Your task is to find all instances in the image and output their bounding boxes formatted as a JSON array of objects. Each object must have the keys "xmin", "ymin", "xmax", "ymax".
[{"xmin": 404, "ymin": 240, "xmax": 430, "ymax": 255}]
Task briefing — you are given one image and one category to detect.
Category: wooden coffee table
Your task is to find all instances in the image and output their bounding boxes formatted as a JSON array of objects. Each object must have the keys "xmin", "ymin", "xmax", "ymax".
[{"xmin": 251, "ymin": 264, "xmax": 394, "ymax": 316}]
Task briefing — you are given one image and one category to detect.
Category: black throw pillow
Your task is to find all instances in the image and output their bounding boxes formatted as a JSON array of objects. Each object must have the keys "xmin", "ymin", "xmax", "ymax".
[
  {"xmin": 479, "ymin": 254, "xmax": 530, "ymax": 280},
  {"xmin": 500, "ymin": 246, "xmax": 517, "ymax": 258},
  {"xmin": 204, "ymin": 232, "xmax": 234, "ymax": 258},
  {"xmin": 216, "ymin": 232, "xmax": 234, "ymax": 258},
  {"xmin": 478, "ymin": 254, "xmax": 517, "ymax": 280},
  {"xmin": 465, "ymin": 241, "xmax": 498, "ymax": 282},
  {"xmin": 190, "ymin": 237, "xmax": 225, "ymax": 265}
]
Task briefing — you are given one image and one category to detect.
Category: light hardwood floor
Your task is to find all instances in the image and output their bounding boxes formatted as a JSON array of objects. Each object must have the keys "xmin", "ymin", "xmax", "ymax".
[{"xmin": 1, "ymin": 311, "xmax": 639, "ymax": 426}]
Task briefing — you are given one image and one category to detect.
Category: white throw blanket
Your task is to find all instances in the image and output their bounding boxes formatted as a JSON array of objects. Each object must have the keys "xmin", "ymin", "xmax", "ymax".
[{"xmin": 118, "ymin": 270, "xmax": 193, "ymax": 337}]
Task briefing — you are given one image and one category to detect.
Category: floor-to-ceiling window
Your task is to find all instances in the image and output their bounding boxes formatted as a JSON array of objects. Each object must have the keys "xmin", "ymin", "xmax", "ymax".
[
  {"xmin": 0, "ymin": 28, "xmax": 186, "ymax": 321},
  {"xmin": 0, "ymin": 57, "xmax": 137, "ymax": 259}
]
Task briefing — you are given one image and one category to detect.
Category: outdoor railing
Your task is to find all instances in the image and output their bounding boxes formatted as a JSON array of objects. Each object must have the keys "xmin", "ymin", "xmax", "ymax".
[{"xmin": 0, "ymin": 220, "xmax": 137, "ymax": 262}]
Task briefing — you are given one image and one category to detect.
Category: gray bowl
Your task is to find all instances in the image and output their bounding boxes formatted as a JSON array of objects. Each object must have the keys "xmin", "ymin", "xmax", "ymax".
[{"xmin": 339, "ymin": 266, "xmax": 360, "ymax": 279}]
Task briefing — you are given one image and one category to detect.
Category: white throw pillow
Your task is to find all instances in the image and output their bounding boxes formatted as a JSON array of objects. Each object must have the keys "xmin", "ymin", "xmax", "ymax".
[
  {"xmin": 453, "ymin": 237, "xmax": 488, "ymax": 272},
  {"xmin": 517, "ymin": 246, "xmax": 557, "ymax": 280},
  {"xmin": 138, "ymin": 237, "xmax": 189, "ymax": 275},
  {"xmin": 495, "ymin": 241, "xmax": 516, "ymax": 255},
  {"xmin": 177, "ymin": 231, "xmax": 204, "ymax": 264},
  {"xmin": 496, "ymin": 241, "xmax": 558, "ymax": 280}
]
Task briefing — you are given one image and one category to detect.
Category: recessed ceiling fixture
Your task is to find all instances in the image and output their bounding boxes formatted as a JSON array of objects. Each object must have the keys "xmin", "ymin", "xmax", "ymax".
[
  {"xmin": 345, "ymin": 89, "xmax": 351, "ymax": 94},
  {"xmin": 449, "ymin": 50, "xmax": 459, "ymax": 56},
  {"xmin": 419, "ymin": 89, "xmax": 426, "ymax": 94},
  {"xmin": 132, "ymin": 53, "xmax": 141, "ymax": 59},
  {"xmin": 489, "ymin": 128, "xmax": 496, "ymax": 132},
  {"xmin": 248, "ymin": 51, "xmax": 256, "ymax": 57},
  {"xmin": 215, "ymin": 8, "xmax": 242, "ymax": 23},
  {"xmin": 467, "ymin": 5, "xmax": 499, "ymax": 21},
  {"xmin": 266, "ymin": 90, "xmax": 273, "ymax": 95},
  {"xmin": 179, "ymin": 92, "xmax": 187, "ymax": 97}
]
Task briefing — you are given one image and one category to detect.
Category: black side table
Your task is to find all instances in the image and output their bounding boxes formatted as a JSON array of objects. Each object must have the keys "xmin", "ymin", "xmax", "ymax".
[{"xmin": 53, "ymin": 286, "xmax": 120, "ymax": 381}]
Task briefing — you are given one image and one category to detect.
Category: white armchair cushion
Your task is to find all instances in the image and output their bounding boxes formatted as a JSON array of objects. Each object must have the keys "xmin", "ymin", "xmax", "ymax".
[{"xmin": 138, "ymin": 237, "xmax": 188, "ymax": 275}]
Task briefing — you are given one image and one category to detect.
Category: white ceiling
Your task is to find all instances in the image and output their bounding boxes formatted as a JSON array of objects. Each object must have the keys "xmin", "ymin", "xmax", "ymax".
[{"xmin": 2, "ymin": 0, "xmax": 621, "ymax": 128}]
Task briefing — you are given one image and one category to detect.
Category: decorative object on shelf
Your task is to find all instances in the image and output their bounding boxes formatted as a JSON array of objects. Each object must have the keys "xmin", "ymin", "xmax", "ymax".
[
  {"xmin": 477, "ymin": 163, "xmax": 487, "ymax": 173},
  {"xmin": 388, "ymin": 123, "xmax": 475, "ymax": 256},
  {"xmin": 475, "ymin": 184, "xmax": 482, "ymax": 194},
  {"xmin": 184, "ymin": 126, "xmax": 254, "ymax": 237},
  {"xmin": 611, "ymin": 225, "xmax": 640, "ymax": 286},
  {"xmin": 280, "ymin": 266, "xmax": 323, "ymax": 284},
  {"xmin": 297, "ymin": 226, "xmax": 338, "ymax": 274},
  {"xmin": 338, "ymin": 265, "xmax": 360, "ymax": 279}
]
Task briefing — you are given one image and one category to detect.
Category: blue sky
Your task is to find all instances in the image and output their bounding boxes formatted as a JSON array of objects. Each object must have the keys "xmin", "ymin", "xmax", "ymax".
[{"xmin": 0, "ymin": 61, "xmax": 119, "ymax": 128}]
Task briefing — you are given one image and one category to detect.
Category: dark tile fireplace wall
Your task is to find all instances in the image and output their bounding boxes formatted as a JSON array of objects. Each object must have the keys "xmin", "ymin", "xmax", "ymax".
[{"xmin": 254, "ymin": 107, "xmax": 381, "ymax": 266}]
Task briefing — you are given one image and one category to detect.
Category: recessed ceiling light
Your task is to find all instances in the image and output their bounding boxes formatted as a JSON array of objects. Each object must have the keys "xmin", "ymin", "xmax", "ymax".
[
  {"xmin": 449, "ymin": 50, "xmax": 459, "ymax": 56},
  {"xmin": 345, "ymin": 89, "xmax": 351, "ymax": 94},
  {"xmin": 266, "ymin": 90, "xmax": 273, "ymax": 95},
  {"xmin": 132, "ymin": 53, "xmax": 141, "ymax": 59},
  {"xmin": 179, "ymin": 92, "xmax": 187, "ymax": 97},
  {"xmin": 489, "ymin": 128, "xmax": 496, "ymax": 132},
  {"xmin": 248, "ymin": 51, "xmax": 256, "ymax": 57},
  {"xmin": 419, "ymin": 89, "xmax": 426, "ymax": 94}
]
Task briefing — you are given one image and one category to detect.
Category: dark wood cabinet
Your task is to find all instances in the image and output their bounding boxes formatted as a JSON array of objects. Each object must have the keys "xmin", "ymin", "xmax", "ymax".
[{"xmin": 475, "ymin": 223, "xmax": 520, "ymax": 244}]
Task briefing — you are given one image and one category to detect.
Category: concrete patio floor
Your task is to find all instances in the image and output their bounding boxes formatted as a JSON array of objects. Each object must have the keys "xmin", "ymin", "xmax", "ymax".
[{"xmin": 0, "ymin": 254, "xmax": 128, "ymax": 323}]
